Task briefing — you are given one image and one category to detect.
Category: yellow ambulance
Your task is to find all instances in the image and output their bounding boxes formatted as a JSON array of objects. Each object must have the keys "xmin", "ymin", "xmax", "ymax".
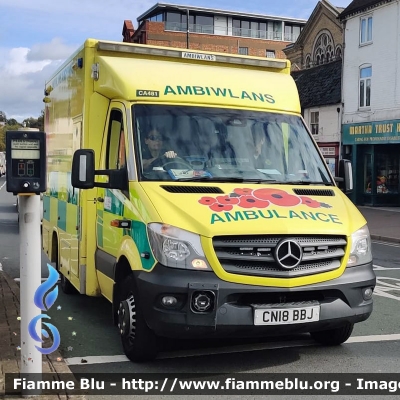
[{"xmin": 42, "ymin": 39, "xmax": 376, "ymax": 362}]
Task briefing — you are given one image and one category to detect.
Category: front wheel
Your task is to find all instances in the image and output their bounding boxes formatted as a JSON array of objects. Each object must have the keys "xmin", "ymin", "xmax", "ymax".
[
  {"xmin": 310, "ymin": 323, "xmax": 354, "ymax": 345},
  {"xmin": 118, "ymin": 275, "xmax": 158, "ymax": 362}
]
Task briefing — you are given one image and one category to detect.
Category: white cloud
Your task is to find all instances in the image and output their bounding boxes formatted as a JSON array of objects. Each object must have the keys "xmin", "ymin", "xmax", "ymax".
[
  {"xmin": 28, "ymin": 38, "xmax": 78, "ymax": 61},
  {"xmin": 0, "ymin": 45, "xmax": 62, "ymax": 120},
  {"xmin": 3, "ymin": 48, "xmax": 51, "ymax": 76}
]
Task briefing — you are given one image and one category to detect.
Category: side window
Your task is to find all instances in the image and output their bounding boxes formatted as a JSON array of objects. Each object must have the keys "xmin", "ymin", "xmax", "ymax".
[
  {"xmin": 310, "ymin": 111, "xmax": 319, "ymax": 135},
  {"xmin": 118, "ymin": 132, "xmax": 126, "ymax": 169},
  {"xmin": 106, "ymin": 109, "xmax": 126, "ymax": 170},
  {"xmin": 360, "ymin": 16, "xmax": 373, "ymax": 45},
  {"xmin": 359, "ymin": 66, "xmax": 372, "ymax": 108}
]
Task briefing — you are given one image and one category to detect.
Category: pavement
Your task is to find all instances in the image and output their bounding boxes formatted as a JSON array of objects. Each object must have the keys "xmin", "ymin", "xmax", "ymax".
[{"xmin": 0, "ymin": 205, "xmax": 399, "ymax": 399}]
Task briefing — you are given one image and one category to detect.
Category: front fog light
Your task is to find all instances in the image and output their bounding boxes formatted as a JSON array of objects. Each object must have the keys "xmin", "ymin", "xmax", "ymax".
[
  {"xmin": 161, "ymin": 296, "xmax": 178, "ymax": 307},
  {"xmin": 362, "ymin": 287, "xmax": 374, "ymax": 300}
]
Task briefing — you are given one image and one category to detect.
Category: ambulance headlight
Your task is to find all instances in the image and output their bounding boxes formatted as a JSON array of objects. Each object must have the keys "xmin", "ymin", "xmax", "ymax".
[
  {"xmin": 347, "ymin": 225, "xmax": 372, "ymax": 267},
  {"xmin": 147, "ymin": 223, "xmax": 212, "ymax": 271}
]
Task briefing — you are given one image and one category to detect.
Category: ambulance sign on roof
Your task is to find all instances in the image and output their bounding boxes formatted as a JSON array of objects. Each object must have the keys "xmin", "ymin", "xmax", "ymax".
[{"xmin": 182, "ymin": 52, "xmax": 216, "ymax": 61}]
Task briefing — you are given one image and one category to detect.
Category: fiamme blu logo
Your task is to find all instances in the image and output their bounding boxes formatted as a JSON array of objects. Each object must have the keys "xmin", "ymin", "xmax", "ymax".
[{"xmin": 28, "ymin": 264, "xmax": 61, "ymax": 354}]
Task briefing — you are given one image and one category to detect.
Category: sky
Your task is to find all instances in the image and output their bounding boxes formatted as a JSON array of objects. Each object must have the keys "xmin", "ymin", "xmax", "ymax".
[{"xmin": 0, "ymin": 0, "xmax": 352, "ymax": 122}]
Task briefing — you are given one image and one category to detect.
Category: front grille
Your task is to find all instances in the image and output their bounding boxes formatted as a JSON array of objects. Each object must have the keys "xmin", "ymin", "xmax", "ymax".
[
  {"xmin": 161, "ymin": 185, "xmax": 224, "ymax": 193},
  {"xmin": 212, "ymin": 235, "xmax": 346, "ymax": 278},
  {"xmin": 292, "ymin": 189, "xmax": 335, "ymax": 196}
]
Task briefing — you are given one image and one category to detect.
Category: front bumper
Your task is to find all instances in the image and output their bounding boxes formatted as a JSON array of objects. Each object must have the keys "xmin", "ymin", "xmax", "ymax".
[{"xmin": 134, "ymin": 263, "xmax": 375, "ymax": 338}]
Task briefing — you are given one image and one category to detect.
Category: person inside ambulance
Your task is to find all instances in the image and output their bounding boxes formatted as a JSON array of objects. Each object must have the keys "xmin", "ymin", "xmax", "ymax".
[
  {"xmin": 252, "ymin": 131, "xmax": 267, "ymax": 169},
  {"xmin": 141, "ymin": 128, "xmax": 177, "ymax": 171}
]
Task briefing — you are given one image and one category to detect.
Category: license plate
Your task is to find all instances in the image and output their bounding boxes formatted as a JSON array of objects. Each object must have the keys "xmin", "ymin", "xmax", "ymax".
[{"xmin": 254, "ymin": 304, "xmax": 320, "ymax": 326}]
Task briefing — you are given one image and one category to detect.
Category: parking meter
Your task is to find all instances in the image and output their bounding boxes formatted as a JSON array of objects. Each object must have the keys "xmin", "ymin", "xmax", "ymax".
[{"xmin": 5, "ymin": 130, "xmax": 46, "ymax": 195}]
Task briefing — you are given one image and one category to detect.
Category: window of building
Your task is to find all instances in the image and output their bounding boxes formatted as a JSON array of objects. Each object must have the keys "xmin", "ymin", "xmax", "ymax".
[
  {"xmin": 239, "ymin": 47, "xmax": 248, "ymax": 55},
  {"xmin": 310, "ymin": 111, "xmax": 319, "ymax": 135},
  {"xmin": 335, "ymin": 46, "xmax": 342, "ymax": 60},
  {"xmin": 360, "ymin": 16, "xmax": 373, "ymax": 44},
  {"xmin": 149, "ymin": 13, "xmax": 163, "ymax": 22},
  {"xmin": 305, "ymin": 55, "xmax": 311, "ymax": 68},
  {"xmin": 259, "ymin": 22, "xmax": 267, "ymax": 39},
  {"xmin": 165, "ymin": 12, "xmax": 214, "ymax": 34},
  {"xmin": 266, "ymin": 50, "xmax": 275, "ymax": 58},
  {"xmin": 313, "ymin": 31, "xmax": 334, "ymax": 65},
  {"xmin": 359, "ymin": 66, "xmax": 372, "ymax": 108},
  {"xmin": 191, "ymin": 14, "xmax": 214, "ymax": 33},
  {"xmin": 165, "ymin": 11, "xmax": 183, "ymax": 31},
  {"xmin": 273, "ymin": 21, "xmax": 282, "ymax": 40},
  {"xmin": 284, "ymin": 25, "xmax": 301, "ymax": 42},
  {"xmin": 233, "ymin": 19, "xmax": 271, "ymax": 39}
]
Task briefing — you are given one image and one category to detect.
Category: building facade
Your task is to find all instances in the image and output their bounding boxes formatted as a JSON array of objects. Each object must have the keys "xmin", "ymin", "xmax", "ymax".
[
  {"xmin": 123, "ymin": 3, "xmax": 306, "ymax": 58},
  {"xmin": 283, "ymin": 0, "xmax": 344, "ymax": 175},
  {"xmin": 340, "ymin": 0, "xmax": 400, "ymax": 207}
]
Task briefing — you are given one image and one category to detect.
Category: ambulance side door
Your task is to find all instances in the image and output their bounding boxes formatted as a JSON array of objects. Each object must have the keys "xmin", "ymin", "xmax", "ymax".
[{"xmin": 96, "ymin": 104, "xmax": 129, "ymax": 265}]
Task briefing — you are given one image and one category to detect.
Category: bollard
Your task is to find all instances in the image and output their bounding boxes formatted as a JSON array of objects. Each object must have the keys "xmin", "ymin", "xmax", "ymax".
[{"xmin": 19, "ymin": 194, "xmax": 42, "ymax": 396}]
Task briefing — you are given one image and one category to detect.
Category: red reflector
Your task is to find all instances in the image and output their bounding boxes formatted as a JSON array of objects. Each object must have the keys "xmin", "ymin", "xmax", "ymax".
[{"xmin": 110, "ymin": 220, "xmax": 120, "ymax": 227}]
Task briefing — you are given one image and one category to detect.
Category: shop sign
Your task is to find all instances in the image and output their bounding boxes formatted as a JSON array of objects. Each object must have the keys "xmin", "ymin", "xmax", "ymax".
[{"xmin": 342, "ymin": 119, "xmax": 400, "ymax": 144}]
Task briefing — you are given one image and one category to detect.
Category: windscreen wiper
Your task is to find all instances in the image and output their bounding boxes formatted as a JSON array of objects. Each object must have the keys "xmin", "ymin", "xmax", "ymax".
[
  {"xmin": 279, "ymin": 181, "xmax": 334, "ymax": 186},
  {"xmin": 175, "ymin": 177, "xmax": 277, "ymax": 183}
]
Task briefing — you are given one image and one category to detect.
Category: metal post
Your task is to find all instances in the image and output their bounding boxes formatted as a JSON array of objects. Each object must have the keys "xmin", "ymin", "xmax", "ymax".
[
  {"xmin": 19, "ymin": 194, "xmax": 42, "ymax": 396},
  {"xmin": 186, "ymin": 9, "xmax": 190, "ymax": 49}
]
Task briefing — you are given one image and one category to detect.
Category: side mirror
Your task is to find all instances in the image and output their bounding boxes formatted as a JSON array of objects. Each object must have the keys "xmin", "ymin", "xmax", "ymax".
[
  {"xmin": 71, "ymin": 149, "xmax": 128, "ymax": 191},
  {"xmin": 71, "ymin": 149, "xmax": 95, "ymax": 189},
  {"xmin": 336, "ymin": 159, "xmax": 353, "ymax": 193}
]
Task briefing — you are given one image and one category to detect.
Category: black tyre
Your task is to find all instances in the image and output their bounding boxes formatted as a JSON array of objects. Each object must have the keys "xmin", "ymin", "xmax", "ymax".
[
  {"xmin": 60, "ymin": 272, "xmax": 76, "ymax": 294},
  {"xmin": 310, "ymin": 323, "xmax": 354, "ymax": 345},
  {"xmin": 118, "ymin": 274, "xmax": 158, "ymax": 362}
]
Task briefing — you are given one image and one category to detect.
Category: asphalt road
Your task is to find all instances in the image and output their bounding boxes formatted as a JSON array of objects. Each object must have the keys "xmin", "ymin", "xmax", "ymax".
[{"xmin": 1, "ymin": 176, "xmax": 400, "ymax": 399}]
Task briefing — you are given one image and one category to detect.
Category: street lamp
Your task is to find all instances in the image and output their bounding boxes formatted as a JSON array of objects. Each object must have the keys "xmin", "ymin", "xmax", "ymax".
[{"xmin": 186, "ymin": 8, "xmax": 190, "ymax": 49}]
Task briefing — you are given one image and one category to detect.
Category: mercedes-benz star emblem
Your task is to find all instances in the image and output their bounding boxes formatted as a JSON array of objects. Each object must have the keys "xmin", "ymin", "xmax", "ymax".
[{"xmin": 275, "ymin": 239, "xmax": 303, "ymax": 270}]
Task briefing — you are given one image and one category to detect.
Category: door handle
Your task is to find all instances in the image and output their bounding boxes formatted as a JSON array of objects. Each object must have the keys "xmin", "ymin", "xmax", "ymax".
[{"xmin": 97, "ymin": 197, "xmax": 104, "ymax": 203}]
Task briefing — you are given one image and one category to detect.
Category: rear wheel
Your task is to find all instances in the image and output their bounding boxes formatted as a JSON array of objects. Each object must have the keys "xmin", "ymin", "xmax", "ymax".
[
  {"xmin": 310, "ymin": 323, "xmax": 354, "ymax": 345},
  {"xmin": 118, "ymin": 274, "xmax": 158, "ymax": 362}
]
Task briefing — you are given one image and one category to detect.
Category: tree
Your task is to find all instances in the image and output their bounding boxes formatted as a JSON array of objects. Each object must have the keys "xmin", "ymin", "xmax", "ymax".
[
  {"xmin": 37, "ymin": 110, "xmax": 44, "ymax": 131},
  {"xmin": 0, "ymin": 124, "xmax": 19, "ymax": 151},
  {"xmin": 0, "ymin": 111, "xmax": 6, "ymax": 123},
  {"xmin": 7, "ymin": 118, "xmax": 18, "ymax": 126}
]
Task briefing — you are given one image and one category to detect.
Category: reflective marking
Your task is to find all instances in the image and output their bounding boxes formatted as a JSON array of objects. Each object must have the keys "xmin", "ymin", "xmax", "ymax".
[
  {"xmin": 0, "ymin": 182, "xmax": 6, "ymax": 191},
  {"xmin": 64, "ymin": 333, "xmax": 400, "ymax": 365},
  {"xmin": 374, "ymin": 277, "xmax": 400, "ymax": 301},
  {"xmin": 346, "ymin": 333, "xmax": 400, "ymax": 343},
  {"xmin": 372, "ymin": 240, "xmax": 400, "ymax": 248},
  {"xmin": 374, "ymin": 264, "xmax": 400, "ymax": 271},
  {"xmin": 79, "ymin": 155, "xmax": 87, "ymax": 182}
]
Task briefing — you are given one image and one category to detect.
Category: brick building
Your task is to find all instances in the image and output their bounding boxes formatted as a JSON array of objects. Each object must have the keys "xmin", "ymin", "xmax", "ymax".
[
  {"xmin": 123, "ymin": 2, "xmax": 306, "ymax": 59},
  {"xmin": 283, "ymin": 0, "xmax": 345, "ymax": 175}
]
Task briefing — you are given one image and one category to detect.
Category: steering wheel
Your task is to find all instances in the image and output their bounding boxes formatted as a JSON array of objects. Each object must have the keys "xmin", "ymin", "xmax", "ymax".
[{"xmin": 147, "ymin": 155, "xmax": 192, "ymax": 171}]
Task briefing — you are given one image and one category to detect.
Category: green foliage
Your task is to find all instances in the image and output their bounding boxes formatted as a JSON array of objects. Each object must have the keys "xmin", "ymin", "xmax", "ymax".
[
  {"xmin": 0, "ymin": 124, "xmax": 22, "ymax": 151},
  {"xmin": 6, "ymin": 118, "xmax": 18, "ymax": 126},
  {"xmin": 0, "ymin": 109, "xmax": 45, "ymax": 150}
]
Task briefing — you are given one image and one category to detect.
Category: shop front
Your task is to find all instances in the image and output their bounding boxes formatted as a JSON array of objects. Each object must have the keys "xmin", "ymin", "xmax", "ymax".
[{"xmin": 342, "ymin": 120, "xmax": 400, "ymax": 207}]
